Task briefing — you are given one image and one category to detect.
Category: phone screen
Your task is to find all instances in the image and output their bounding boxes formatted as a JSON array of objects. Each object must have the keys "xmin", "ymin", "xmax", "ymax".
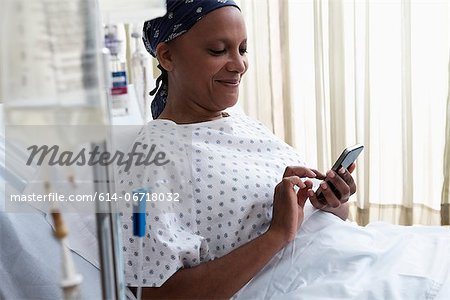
[{"xmin": 331, "ymin": 144, "xmax": 364, "ymax": 171}]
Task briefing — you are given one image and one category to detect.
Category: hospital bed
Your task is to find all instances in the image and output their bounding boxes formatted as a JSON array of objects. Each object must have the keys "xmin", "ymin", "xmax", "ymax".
[
  {"xmin": 234, "ymin": 205, "xmax": 450, "ymax": 300},
  {"xmin": 1, "ymin": 106, "xmax": 449, "ymax": 299}
]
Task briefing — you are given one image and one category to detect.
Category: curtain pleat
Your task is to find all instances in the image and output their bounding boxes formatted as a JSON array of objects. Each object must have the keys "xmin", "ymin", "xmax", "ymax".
[
  {"xmin": 361, "ymin": 0, "xmax": 372, "ymax": 225},
  {"xmin": 313, "ymin": 0, "xmax": 330, "ymax": 171},
  {"xmin": 442, "ymin": 50, "xmax": 450, "ymax": 225},
  {"xmin": 400, "ymin": 0, "xmax": 414, "ymax": 225},
  {"xmin": 278, "ymin": 0, "xmax": 294, "ymax": 146},
  {"xmin": 328, "ymin": 0, "xmax": 347, "ymax": 159},
  {"xmin": 352, "ymin": 0, "xmax": 372, "ymax": 226}
]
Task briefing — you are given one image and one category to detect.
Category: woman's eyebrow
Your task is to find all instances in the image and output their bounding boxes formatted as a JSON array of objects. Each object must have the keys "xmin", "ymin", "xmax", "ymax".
[{"xmin": 208, "ymin": 38, "xmax": 247, "ymax": 45}]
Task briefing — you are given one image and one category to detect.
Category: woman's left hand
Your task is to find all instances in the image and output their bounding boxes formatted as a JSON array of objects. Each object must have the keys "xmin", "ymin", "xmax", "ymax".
[{"xmin": 308, "ymin": 163, "xmax": 357, "ymax": 220}]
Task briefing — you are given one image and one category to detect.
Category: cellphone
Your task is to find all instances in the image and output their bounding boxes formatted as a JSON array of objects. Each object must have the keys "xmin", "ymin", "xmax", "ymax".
[{"xmin": 315, "ymin": 144, "xmax": 364, "ymax": 203}]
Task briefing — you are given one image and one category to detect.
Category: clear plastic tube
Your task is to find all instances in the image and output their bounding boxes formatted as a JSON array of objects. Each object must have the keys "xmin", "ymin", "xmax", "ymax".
[
  {"xmin": 125, "ymin": 288, "xmax": 137, "ymax": 300},
  {"xmin": 132, "ymin": 188, "xmax": 147, "ymax": 300},
  {"xmin": 137, "ymin": 236, "xmax": 143, "ymax": 300}
]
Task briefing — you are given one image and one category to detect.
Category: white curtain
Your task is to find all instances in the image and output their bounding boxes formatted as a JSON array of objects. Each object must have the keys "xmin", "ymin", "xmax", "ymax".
[
  {"xmin": 238, "ymin": 0, "xmax": 293, "ymax": 143},
  {"xmin": 287, "ymin": 0, "xmax": 450, "ymax": 225}
]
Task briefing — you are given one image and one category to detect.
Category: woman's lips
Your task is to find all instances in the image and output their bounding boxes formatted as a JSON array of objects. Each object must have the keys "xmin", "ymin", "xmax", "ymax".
[{"xmin": 216, "ymin": 79, "xmax": 240, "ymax": 86}]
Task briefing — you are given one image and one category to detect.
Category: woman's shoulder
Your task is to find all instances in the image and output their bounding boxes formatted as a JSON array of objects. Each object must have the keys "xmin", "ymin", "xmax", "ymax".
[
  {"xmin": 228, "ymin": 112, "xmax": 281, "ymax": 138},
  {"xmin": 138, "ymin": 119, "xmax": 190, "ymax": 140},
  {"xmin": 131, "ymin": 112, "xmax": 274, "ymax": 142}
]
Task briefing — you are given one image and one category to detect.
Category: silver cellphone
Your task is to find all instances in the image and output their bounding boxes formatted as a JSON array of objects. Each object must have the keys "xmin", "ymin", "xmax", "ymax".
[{"xmin": 315, "ymin": 144, "xmax": 364, "ymax": 203}]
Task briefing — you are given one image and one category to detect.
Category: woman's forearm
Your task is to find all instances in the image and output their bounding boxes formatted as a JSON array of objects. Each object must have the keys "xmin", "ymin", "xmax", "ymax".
[{"xmin": 142, "ymin": 230, "xmax": 286, "ymax": 299}]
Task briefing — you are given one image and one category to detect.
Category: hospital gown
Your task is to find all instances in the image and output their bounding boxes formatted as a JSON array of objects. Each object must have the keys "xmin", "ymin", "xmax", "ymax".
[
  {"xmin": 117, "ymin": 112, "xmax": 450, "ymax": 299},
  {"xmin": 118, "ymin": 112, "xmax": 306, "ymax": 287}
]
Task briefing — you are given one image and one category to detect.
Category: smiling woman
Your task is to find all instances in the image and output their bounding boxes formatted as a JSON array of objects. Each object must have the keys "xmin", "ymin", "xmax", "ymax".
[
  {"xmin": 115, "ymin": 1, "xmax": 450, "ymax": 299},
  {"xmin": 117, "ymin": 0, "xmax": 357, "ymax": 298},
  {"xmin": 142, "ymin": 0, "xmax": 247, "ymax": 123},
  {"xmin": 155, "ymin": 6, "xmax": 248, "ymax": 124}
]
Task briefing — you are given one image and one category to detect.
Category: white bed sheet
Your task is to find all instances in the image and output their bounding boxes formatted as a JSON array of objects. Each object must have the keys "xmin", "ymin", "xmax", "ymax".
[{"xmin": 234, "ymin": 203, "xmax": 450, "ymax": 300}]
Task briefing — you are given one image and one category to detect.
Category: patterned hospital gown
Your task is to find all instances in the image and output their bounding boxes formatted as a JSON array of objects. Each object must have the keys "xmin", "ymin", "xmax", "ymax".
[{"xmin": 117, "ymin": 112, "xmax": 307, "ymax": 287}]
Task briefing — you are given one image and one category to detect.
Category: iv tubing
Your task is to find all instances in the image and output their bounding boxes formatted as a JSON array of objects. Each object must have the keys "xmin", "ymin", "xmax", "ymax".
[
  {"xmin": 49, "ymin": 186, "xmax": 83, "ymax": 300},
  {"xmin": 132, "ymin": 188, "xmax": 147, "ymax": 300},
  {"xmin": 137, "ymin": 236, "xmax": 143, "ymax": 300}
]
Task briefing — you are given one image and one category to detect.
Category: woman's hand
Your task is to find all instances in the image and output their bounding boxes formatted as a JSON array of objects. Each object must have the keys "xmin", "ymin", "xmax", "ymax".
[
  {"xmin": 308, "ymin": 163, "xmax": 357, "ymax": 220},
  {"xmin": 268, "ymin": 166, "xmax": 322, "ymax": 245}
]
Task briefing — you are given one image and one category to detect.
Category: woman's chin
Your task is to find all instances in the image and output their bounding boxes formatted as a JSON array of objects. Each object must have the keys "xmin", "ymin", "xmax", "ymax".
[{"xmin": 218, "ymin": 94, "xmax": 239, "ymax": 109}]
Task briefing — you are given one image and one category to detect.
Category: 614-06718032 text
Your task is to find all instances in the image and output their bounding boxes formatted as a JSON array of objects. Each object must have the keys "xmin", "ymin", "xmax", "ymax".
[{"xmin": 121, "ymin": 192, "xmax": 180, "ymax": 202}]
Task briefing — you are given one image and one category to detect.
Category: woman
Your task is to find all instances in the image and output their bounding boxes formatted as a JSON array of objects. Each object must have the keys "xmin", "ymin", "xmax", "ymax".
[{"xmin": 118, "ymin": 1, "xmax": 449, "ymax": 299}]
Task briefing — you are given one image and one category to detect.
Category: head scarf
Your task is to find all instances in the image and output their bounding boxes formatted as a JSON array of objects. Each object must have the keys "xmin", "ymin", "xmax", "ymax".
[{"xmin": 143, "ymin": 0, "xmax": 240, "ymax": 119}]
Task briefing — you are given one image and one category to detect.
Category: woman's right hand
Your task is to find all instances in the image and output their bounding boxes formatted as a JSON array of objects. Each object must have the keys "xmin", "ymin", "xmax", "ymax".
[
  {"xmin": 140, "ymin": 165, "xmax": 323, "ymax": 299},
  {"xmin": 268, "ymin": 166, "xmax": 324, "ymax": 245}
]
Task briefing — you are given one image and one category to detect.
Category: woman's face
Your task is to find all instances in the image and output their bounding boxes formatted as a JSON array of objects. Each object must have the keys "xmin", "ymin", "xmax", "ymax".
[{"xmin": 166, "ymin": 6, "xmax": 248, "ymax": 114}]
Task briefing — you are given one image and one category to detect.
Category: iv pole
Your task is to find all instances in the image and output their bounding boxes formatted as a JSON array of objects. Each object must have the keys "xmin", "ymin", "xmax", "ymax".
[
  {"xmin": 0, "ymin": 0, "xmax": 168, "ymax": 298},
  {"xmin": 94, "ymin": 1, "xmax": 166, "ymax": 298},
  {"xmin": 94, "ymin": 46, "xmax": 125, "ymax": 300},
  {"xmin": 94, "ymin": 141, "xmax": 125, "ymax": 300}
]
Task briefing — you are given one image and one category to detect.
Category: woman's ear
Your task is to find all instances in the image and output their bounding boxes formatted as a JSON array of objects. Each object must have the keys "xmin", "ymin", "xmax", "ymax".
[{"xmin": 156, "ymin": 43, "xmax": 174, "ymax": 72}]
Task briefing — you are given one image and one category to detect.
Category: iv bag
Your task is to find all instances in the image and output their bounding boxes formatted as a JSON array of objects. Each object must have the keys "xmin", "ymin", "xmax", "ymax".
[
  {"xmin": 1, "ymin": 0, "xmax": 107, "ymax": 147},
  {"xmin": 131, "ymin": 26, "xmax": 151, "ymax": 123}
]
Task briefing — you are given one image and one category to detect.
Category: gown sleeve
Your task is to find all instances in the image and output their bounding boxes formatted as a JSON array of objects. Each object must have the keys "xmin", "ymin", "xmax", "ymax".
[{"xmin": 116, "ymin": 123, "xmax": 206, "ymax": 287}]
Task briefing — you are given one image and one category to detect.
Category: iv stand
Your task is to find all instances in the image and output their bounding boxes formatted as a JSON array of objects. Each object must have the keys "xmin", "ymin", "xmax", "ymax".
[
  {"xmin": 93, "ymin": 140, "xmax": 125, "ymax": 300},
  {"xmin": 93, "ymin": 48, "xmax": 125, "ymax": 300},
  {"xmin": 93, "ymin": 2, "xmax": 166, "ymax": 296}
]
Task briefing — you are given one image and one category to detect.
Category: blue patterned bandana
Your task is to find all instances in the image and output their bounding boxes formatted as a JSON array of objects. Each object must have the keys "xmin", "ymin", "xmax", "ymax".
[{"xmin": 143, "ymin": 0, "xmax": 240, "ymax": 119}]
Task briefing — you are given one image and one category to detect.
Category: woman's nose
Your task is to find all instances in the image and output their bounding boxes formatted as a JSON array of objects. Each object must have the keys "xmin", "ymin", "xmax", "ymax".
[{"xmin": 227, "ymin": 52, "xmax": 247, "ymax": 74}]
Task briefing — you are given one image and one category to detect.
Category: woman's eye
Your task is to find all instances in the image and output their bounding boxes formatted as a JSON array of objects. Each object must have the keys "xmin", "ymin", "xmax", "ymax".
[
  {"xmin": 209, "ymin": 49, "xmax": 226, "ymax": 55},
  {"xmin": 209, "ymin": 48, "xmax": 248, "ymax": 56}
]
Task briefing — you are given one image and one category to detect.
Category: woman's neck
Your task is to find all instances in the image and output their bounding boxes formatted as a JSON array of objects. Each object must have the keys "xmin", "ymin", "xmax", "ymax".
[
  {"xmin": 157, "ymin": 109, "xmax": 228, "ymax": 124},
  {"xmin": 158, "ymin": 100, "xmax": 228, "ymax": 124}
]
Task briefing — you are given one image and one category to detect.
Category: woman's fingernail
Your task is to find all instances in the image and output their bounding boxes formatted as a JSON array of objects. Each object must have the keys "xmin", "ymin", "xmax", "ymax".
[
  {"xmin": 339, "ymin": 168, "xmax": 346, "ymax": 174},
  {"xmin": 308, "ymin": 190, "xmax": 314, "ymax": 197},
  {"xmin": 321, "ymin": 182, "xmax": 327, "ymax": 190},
  {"xmin": 327, "ymin": 170, "xmax": 335, "ymax": 178}
]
